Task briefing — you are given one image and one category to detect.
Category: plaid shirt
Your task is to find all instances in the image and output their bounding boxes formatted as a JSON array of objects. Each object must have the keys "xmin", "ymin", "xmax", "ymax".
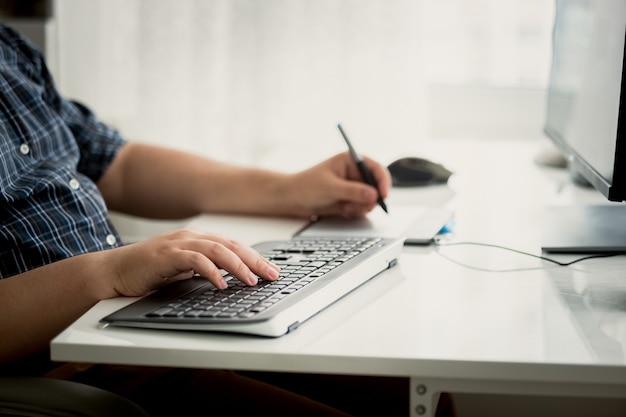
[{"xmin": 0, "ymin": 24, "xmax": 125, "ymax": 278}]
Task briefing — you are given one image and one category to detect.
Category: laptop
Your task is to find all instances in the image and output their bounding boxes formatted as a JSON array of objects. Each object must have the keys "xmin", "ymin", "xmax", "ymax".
[{"xmin": 100, "ymin": 235, "xmax": 404, "ymax": 337}]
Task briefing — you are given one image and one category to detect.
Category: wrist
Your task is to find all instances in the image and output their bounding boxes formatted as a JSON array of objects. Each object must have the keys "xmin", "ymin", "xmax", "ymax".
[{"xmin": 268, "ymin": 172, "xmax": 312, "ymax": 218}]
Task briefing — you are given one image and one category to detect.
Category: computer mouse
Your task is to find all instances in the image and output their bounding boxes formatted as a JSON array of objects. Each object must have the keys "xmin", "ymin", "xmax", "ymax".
[{"xmin": 387, "ymin": 157, "xmax": 452, "ymax": 187}]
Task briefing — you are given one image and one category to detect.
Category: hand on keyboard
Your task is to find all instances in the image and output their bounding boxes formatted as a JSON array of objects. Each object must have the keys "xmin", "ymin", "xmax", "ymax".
[
  {"xmin": 102, "ymin": 229, "xmax": 280, "ymax": 297},
  {"xmin": 146, "ymin": 237, "xmax": 382, "ymax": 321}
]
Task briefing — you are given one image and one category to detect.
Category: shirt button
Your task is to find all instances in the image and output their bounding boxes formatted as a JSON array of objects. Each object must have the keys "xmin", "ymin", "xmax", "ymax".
[
  {"xmin": 19, "ymin": 143, "xmax": 30, "ymax": 155},
  {"xmin": 69, "ymin": 178, "xmax": 80, "ymax": 190},
  {"xmin": 106, "ymin": 234, "xmax": 117, "ymax": 246}
]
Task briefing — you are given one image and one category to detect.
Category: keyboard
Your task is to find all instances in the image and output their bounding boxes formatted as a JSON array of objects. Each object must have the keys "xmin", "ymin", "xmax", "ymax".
[{"xmin": 100, "ymin": 236, "xmax": 404, "ymax": 337}]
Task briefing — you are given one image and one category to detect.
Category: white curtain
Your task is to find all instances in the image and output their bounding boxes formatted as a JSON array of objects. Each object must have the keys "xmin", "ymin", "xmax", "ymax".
[{"xmin": 54, "ymin": 0, "xmax": 427, "ymax": 166}]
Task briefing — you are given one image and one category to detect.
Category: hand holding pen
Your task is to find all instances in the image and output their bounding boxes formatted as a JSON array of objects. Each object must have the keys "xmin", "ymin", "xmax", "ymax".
[{"xmin": 337, "ymin": 124, "xmax": 389, "ymax": 213}]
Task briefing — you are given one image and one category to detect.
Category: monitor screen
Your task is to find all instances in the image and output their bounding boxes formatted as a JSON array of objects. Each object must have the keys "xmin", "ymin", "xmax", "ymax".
[
  {"xmin": 545, "ymin": 0, "xmax": 626, "ymax": 200},
  {"xmin": 542, "ymin": 0, "xmax": 626, "ymax": 253}
]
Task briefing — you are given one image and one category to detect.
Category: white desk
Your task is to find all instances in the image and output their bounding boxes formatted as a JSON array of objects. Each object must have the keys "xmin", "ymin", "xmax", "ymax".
[{"xmin": 51, "ymin": 138, "xmax": 626, "ymax": 416}]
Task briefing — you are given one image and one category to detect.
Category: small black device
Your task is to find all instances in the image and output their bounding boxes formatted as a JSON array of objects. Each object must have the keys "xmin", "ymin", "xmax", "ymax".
[{"xmin": 387, "ymin": 157, "xmax": 452, "ymax": 187}]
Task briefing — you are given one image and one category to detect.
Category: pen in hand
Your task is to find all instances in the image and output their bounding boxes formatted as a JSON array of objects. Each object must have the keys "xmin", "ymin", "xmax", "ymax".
[{"xmin": 337, "ymin": 123, "xmax": 389, "ymax": 214}]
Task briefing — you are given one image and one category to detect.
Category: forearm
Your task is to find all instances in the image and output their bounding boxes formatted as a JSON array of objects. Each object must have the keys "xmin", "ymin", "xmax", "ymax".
[
  {"xmin": 0, "ymin": 253, "xmax": 113, "ymax": 364},
  {"xmin": 98, "ymin": 143, "xmax": 302, "ymax": 219},
  {"xmin": 0, "ymin": 228, "xmax": 282, "ymax": 364}
]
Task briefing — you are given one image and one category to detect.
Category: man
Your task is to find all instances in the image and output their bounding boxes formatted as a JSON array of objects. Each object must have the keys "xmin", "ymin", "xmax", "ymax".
[{"xmin": 0, "ymin": 23, "xmax": 416, "ymax": 416}]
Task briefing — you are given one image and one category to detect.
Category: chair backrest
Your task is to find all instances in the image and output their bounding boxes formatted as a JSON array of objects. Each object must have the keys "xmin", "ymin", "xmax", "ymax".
[{"xmin": 0, "ymin": 377, "xmax": 149, "ymax": 417}]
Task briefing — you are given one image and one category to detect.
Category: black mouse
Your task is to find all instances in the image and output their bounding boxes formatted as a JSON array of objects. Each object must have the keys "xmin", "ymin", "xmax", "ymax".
[{"xmin": 387, "ymin": 157, "xmax": 452, "ymax": 187}]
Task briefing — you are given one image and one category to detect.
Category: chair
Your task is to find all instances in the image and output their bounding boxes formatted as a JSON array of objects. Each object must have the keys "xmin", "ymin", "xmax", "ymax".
[{"xmin": 0, "ymin": 377, "xmax": 149, "ymax": 417}]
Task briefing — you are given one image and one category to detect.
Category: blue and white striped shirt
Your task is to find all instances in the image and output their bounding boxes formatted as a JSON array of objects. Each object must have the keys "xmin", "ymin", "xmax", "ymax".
[{"xmin": 0, "ymin": 24, "xmax": 125, "ymax": 278}]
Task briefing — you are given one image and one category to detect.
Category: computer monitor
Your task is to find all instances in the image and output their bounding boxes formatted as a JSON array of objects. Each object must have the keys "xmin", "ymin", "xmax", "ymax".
[{"xmin": 542, "ymin": 0, "xmax": 626, "ymax": 253}]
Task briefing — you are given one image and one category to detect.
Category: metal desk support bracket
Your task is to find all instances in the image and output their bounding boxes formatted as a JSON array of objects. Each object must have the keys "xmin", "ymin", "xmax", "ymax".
[{"xmin": 410, "ymin": 376, "xmax": 626, "ymax": 417}]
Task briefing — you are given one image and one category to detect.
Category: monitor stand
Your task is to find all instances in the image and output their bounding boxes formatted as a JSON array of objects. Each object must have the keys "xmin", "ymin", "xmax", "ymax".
[{"xmin": 541, "ymin": 204, "xmax": 626, "ymax": 253}]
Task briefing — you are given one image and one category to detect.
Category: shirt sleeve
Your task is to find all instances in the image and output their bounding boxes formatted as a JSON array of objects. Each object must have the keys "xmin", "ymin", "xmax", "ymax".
[
  {"xmin": 58, "ymin": 98, "xmax": 127, "ymax": 182},
  {"xmin": 2, "ymin": 23, "xmax": 127, "ymax": 183}
]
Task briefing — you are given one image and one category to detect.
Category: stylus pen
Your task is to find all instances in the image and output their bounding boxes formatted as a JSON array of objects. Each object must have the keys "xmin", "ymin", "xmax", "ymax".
[{"xmin": 337, "ymin": 123, "xmax": 388, "ymax": 214}]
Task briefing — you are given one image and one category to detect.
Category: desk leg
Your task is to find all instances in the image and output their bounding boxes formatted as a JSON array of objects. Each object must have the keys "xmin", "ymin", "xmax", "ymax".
[
  {"xmin": 410, "ymin": 377, "xmax": 626, "ymax": 417},
  {"xmin": 409, "ymin": 378, "xmax": 442, "ymax": 417}
]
